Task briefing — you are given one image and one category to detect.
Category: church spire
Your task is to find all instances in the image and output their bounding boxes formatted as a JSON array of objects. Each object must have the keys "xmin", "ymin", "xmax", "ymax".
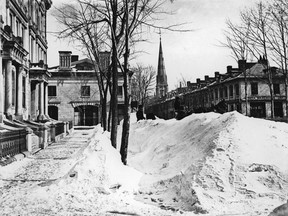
[{"xmin": 156, "ymin": 33, "xmax": 168, "ymax": 98}]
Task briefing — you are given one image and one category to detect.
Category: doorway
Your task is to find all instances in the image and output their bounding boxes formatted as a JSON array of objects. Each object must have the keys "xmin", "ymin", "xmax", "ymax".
[{"xmin": 74, "ymin": 105, "xmax": 98, "ymax": 126}]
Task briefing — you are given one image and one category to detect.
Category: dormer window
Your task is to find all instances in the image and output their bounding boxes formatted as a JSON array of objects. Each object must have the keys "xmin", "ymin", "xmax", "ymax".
[{"xmin": 81, "ymin": 86, "xmax": 90, "ymax": 97}]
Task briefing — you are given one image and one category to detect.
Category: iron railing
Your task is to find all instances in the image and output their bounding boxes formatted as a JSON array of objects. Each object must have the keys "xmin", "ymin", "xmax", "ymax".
[
  {"xmin": 55, "ymin": 122, "xmax": 64, "ymax": 136},
  {"xmin": 0, "ymin": 129, "xmax": 27, "ymax": 158}
]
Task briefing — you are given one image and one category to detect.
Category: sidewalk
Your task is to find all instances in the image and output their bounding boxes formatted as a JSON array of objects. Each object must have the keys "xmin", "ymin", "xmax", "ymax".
[{"xmin": 0, "ymin": 126, "xmax": 97, "ymax": 184}]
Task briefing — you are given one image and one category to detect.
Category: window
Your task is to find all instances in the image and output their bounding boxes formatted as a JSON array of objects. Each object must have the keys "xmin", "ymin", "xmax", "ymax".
[
  {"xmin": 10, "ymin": 14, "xmax": 13, "ymax": 31},
  {"xmin": 251, "ymin": 82, "xmax": 258, "ymax": 95},
  {"xmin": 215, "ymin": 89, "xmax": 218, "ymax": 100},
  {"xmin": 12, "ymin": 71, "xmax": 15, "ymax": 106},
  {"xmin": 48, "ymin": 86, "xmax": 57, "ymax": 96},
  {"xmin": 22, "ymin": 77, "xmax": 26, "ymax": 108},
  {"xmin": 118, "ymin": 86, "xmax": 123, "ymax": 97},
  {"xmin": 235, "ymin": 84, "xmax": 239, "ymax": 97},
  {"xmin": 224, "ymin": 86, "xmax": 228, "ymax": 99},
  {"xmin": 81, "ymin": 86, "xmax": 90, "ymax": 97},
  {"xmin": 219, "ymin": 87, "xmax": 223, "ymax": 99},
  {"xmin": 16, "ymin": 20, "xmax": 19, "ymax": 36},
  {"xmin": 273, "ymin": 83, "xmax": 280, "ymax": 95},
  {"xmin": 229, "ymin": 85, "xmax": 234, "ymax": 98}
]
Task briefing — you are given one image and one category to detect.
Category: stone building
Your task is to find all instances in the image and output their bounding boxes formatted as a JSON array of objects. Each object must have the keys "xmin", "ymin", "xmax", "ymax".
[
  {"xmin": 184, "ymin": 59, "xmax": 287, "ymax": 119},
  {"xmin": 0, "ymin": 0, "xmax": 69, "ymax": 160},
  {"xmin": 147, "ymin": 58, "xmax": 288, "ymax": 120},
  {"xmin": 0, "ymin": 0, "xmax": 52, "ymax": 123},
  {"xmin": 48, "ymin": 51, "xmax": 125, "ymax": 126},
  {"xmin": 156, "ymin": 37, "xmax": 168, "ymax": 98}
]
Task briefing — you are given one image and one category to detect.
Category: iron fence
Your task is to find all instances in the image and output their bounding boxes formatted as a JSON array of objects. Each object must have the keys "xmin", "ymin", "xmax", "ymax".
[
  {"xmin": 0, "ymin": 129, "xmax": 27, "ymax": 158},
  {"xmin": 55, "ymin": 122, "xmax": 64, "ymax": 136}
]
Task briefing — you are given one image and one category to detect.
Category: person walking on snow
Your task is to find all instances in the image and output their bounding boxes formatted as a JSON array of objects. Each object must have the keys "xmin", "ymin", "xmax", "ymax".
[{"xmin": 136, "ymin": 105, "xmax": 145, "ymax": 121}]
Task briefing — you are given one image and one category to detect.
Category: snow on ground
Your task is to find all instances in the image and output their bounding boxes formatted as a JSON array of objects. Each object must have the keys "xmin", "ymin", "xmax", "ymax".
[
  {"xmin": 128, "ymin": 111, "xmax": 288, "ymax": 215},
  {"xmin": 0, "ymin": 126, "xmax": 182, "ymax": 215},
  {"xmin": 0, "ymin": 111, "xmax": 288, "ymax": 215}
]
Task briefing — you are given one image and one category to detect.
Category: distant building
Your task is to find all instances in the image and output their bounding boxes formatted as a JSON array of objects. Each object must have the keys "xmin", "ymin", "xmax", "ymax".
[
  {"xmin": 48, "ymin": 51, "xmax": 125, "ymax": 126},
  {"xmin": 155, "ymin": 37, "xmax": 168, "ymax": 98},
  {"xmin": 147, "ymin": 58, "xmax": 288, "ymax": 120}
]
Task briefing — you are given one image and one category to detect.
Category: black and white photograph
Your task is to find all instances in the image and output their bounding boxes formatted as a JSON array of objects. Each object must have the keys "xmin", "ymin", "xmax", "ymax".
[{"xmin": 0, "ymin": 0, "xmax": 288, "ymax": 215}]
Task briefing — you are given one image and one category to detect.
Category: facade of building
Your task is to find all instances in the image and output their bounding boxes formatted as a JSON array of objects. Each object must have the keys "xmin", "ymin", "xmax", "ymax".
[
  {"xmin": 147, "ymin": 59, "xmax": 288, "ymax": 120},
  {"xmin": 0, "ymin": 0, "xmax": 52, "ymax": 123},
  {"xmin": 0, "ymin": 0, "xmax": 70, "ymax": 160},
  {"xmin": 48, "ymin": 51, "xmax": 125, "ymax": 126}
]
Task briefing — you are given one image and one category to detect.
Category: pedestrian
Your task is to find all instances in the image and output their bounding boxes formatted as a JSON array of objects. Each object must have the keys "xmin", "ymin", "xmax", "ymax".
[
  {"xmin": 174, "ymin": 96, "xmax": 181, "ymax": 113},
  {"xmin": 136, "ymin": 105, "xmax": 145, "ymax": 121},
  {"xmin": 174, "ymin": 96, "xmax": 185, "ymax": 120}
]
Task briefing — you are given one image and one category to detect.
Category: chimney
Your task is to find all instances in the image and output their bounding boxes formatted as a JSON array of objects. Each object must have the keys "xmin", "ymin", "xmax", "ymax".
[
  {"xmin": 196, "ymin": 78, "xmax": 201, "ymax": 84},
  {"xmin": 99, "ymin": 51, "xmax": 110, "ymax": 71},
  {"xmin": 215, "ymin": 71, "xmax": 220, "ymax": 82},
  {"xmin": 204, "ymin": 75, "xmax": 209, "ymax": 82},
  {"xmin": 59, "ymin": 51, "xmax": 72, "ymax": 70},
  {"xmin": 71, "ymin": 55, "xmax": 79, "ymax": 62},
  {"xmin": 238, "ymin": 59, "xmax": 246, "ymax": 72},
  {"xmin": 187, "ymin": 81, "xmax": 191, "ymax": 87},
  {"xmin": 227, "ymin": 65, "xmax": 232, "ymax": 74}
]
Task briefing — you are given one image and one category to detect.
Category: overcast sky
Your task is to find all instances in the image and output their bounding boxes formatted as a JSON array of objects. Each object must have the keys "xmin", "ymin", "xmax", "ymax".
[{"xmin": 47, "ymin": 0, "xmax": 259, "ymax": 90}]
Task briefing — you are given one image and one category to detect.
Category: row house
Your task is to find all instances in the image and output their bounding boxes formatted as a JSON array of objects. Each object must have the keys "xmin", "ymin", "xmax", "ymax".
[
  {"xmin": 48, "ymin": 51, "xmax": 126, "ymax": 126},
  {"xmin": 0, "ymin": 0, "xmax": 68, "ymax": 160},
  {"xmin": 147, "ymin": 58, "xmax": 287, "ymax": 120},
  {"xmin": 184, "ymin": 58, "xmax": 286, "ymax": 119}
]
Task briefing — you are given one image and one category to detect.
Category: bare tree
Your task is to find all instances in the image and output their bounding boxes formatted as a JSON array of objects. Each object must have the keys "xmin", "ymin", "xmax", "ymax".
[
  {"xmin": 131, "ymin": 64, "xmax": 156, "ymax": 106},
  {"xmin": 52, "ymin": 2, "xmax": 111, "ymax": 131},
  {"xmin": 240, "ymin": 1, "xmax": 275, "ymax": 118},
  {"xmin": 267, "ymin": 0, "xmax": 288, "ymax": 119},
  {"xmin": 222, "ymin": 19, "xmax": 254, "ymax": 115},
  {"xmin": 53, "ymin": 0, "xmax": 190, "ymax": 164},
  {"xmin": 222, "ymin": 1, "xmax": 277, "ymax": 118}
]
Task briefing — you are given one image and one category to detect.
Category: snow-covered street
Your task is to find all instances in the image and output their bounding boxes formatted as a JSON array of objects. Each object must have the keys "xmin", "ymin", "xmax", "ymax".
[{"xmin": 1, "ymin": 112, "xmax": 288, "ymax": 215}]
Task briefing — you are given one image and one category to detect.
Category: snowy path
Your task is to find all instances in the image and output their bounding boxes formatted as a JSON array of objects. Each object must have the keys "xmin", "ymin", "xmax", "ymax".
[
  {"xmin": 0, "ymin": 126, "xmax": 182, "ymax": 216},
  {"xmin": 0, "ymin": 127, "xmax": 97, "ymax": 215}
]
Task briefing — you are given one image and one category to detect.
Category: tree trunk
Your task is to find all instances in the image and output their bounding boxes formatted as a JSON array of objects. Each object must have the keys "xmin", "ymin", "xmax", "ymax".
[
  {"xmin": 101, "ymin": 96, "xmax": 107, "ymax": 130},
  {"xmin": 243, "ymin": 65, "xmax": 248, "ymax": 115},
  {"xmin": 120, "ymin": 98, "xmax": 130, "ymax": 165},
  {"xmin": 120, "ymin": 0, "xmax": 130, "ymax": 165},
  {"xmin": 285, "ymin": 73, "xmax": 288, "ymax": 122},
  {"xmin": 110, "ymin": 0, "xmax": 118, "ymax": 148},
  {"xmin": 110, "ymin": 48, "xmax": 118, "ymax": 148}
]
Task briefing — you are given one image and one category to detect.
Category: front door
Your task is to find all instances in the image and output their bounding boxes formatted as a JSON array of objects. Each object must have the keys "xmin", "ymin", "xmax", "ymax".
[
  {"xmin": 250, "ymin": 102, "xmax": 266, "ymax": 118},
  {"xmin": 74, "ymin": 105, "xmax": 98, "ymax": 126}
]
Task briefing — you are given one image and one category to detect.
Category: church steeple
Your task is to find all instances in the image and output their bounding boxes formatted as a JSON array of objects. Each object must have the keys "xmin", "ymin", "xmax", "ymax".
[{"xmin": 156, "ymin": 35, "xmax": 168, "ymax": 98}]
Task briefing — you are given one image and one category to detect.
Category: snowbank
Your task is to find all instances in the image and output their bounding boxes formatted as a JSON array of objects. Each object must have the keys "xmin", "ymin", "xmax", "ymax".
[{"xmin": 128, "ymin": 111, "xmax": 288, "ymax": 215}]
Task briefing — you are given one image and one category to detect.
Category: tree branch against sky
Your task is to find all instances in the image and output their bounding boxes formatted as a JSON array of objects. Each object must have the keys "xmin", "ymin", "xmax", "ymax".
[{"xmin": 52, "ymin": 0, "xmax": 188, "ymax": 164}]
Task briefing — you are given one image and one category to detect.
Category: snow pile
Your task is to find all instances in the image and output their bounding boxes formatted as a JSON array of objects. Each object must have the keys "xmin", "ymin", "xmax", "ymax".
[
  {"xmin": 0, "ymin": 126, "xmax": 175, "ymax": 215},
  {"xmin": 128, "ymin": 111, "xmax": 288, "ymax": 215},
  {"xmin": 65, "ymin": 127, "xmax": 142, "ymax": 193}
]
